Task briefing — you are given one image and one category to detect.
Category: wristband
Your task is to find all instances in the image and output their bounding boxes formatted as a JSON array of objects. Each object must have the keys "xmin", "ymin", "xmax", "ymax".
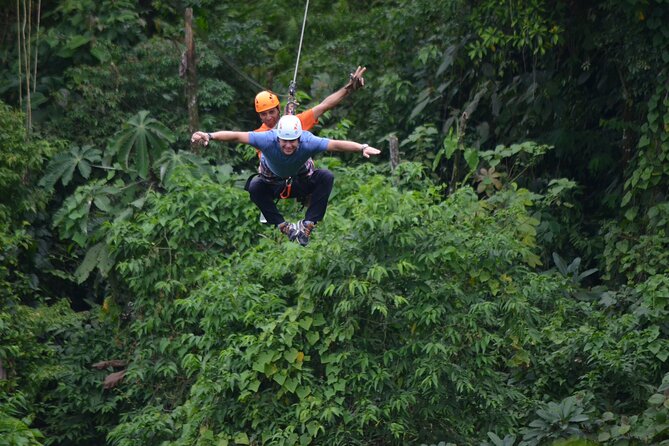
[
  {"xmin": 360, "ymin": 143, "xmax": 368, "ymax": 153},
  {"xmin": 207, "ymin": 132, "xmax": 213, "ymax": 141}
]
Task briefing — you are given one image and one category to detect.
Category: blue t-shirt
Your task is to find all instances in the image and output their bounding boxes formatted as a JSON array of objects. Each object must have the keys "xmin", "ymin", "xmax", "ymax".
[{"xmin": 248, "ymin": 130, "xmax": 330, "ymax": 178}]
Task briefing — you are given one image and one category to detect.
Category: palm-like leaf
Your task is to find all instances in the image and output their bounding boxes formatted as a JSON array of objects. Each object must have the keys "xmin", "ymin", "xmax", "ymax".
[
  {"xmin": 39, "ymin": 144, "xmax": 102, "ymax": 188},
  {"xmin": 108, "ymin": 110, "xmax": 176, "ymax": 179},
  {"xmin": 154, "ymin": 150, "xmax": 212, "ymax": 187}
]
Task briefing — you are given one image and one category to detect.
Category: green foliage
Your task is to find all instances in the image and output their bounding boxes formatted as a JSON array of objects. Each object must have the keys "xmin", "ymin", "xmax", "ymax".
[
  {"xmin": 0, "ymin": 101, "xmax": 55, "ymax": 310},
  {"xmin": 0, "ymin": 392, "xmax": 44, "ymax": 446},
  {"xmin": 153, "ymin": 150, "xmax": 213, "ymax": 188},
  {"xmin": 52, "ymin": 179, "xmax": 124, "ymax": 248},
  {"xmin": 401, "ymin": 123, "xmax": 440, "ymax": 164},
  {"xmin": 42, "ymin": 37, "xmax": 186, "ymax": 142},
  {"xmin": 108, "ymin": 110, "xmax": 176, "ymax": 180},
  {"xmin": 96, "ymin": 166, "xmax": 570, "ymax": 445},
  {"xmin": 39, "ymin": 144, "xmax": 102, "ymax": 188},
  {"xmin": 4, "ymin": 1, "xmax": 669, "ymax": 445},
  {"xmin": 482, "ymin": 432, "xmax": 517, "ymax": 446},
  {"xmin": 467, "ymin": 0, "xmax": 562, "ymax": 73},
  {"xmin": 601, "ymin": 221, "xmax": 669, "ymax": 284},
  {"xmin": 1, "ymin": 294, "xmax": 122, "ymax": 446},
  {"xmin": 606, "ymin": 77, "xmax": 669, "ymax": 284},
  {"xmin": 0, "ymin": 102, "xmax": 52, "ymax": 222},
  {"xmin": 520, "ymin": 396, "xmax": 590, "ymax": 445},
  {"xmin": 45, "ymin": 111, "xmax": 213, "ymax": 288},
  {"xmin": 41, "ymin": 0, "xmax": 145, "ymax": 61},
  {"xmin": 592, "ymin": 372, "xmax": 669, "ymax": 444},
  {"xmin": 37, "ymin": 310, "xmax": 126, "ymax": 445},
  {"xmin": 551, "ymin": 253, "xmax": 597, "ymax": 288},
  {"xmin": 107, "ymin": 167, "xmax": 257, "ymax": 300},
  {"xmin": 478, "ymin": 142, "xmax": 552, "ymax": 184}
]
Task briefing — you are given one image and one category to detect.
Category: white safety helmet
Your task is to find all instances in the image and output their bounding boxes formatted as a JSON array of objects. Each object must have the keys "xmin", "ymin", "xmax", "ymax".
[{"xmin": 276, "ymin": 115, "xmax": 303, "ymax": 140}]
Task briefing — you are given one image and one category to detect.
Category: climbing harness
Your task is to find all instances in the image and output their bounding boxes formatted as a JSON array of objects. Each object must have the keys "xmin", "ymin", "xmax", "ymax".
[
  {"xmin": 280, "ymin": 177, "xmax": 293, "ymax": 199},
  {"xmin": 285, "ymin": 0, "xmax": 310, "ymax": 116},
  {"xmin": 244, "ymin": 157, "xmax": 314, "ymax": 214}
]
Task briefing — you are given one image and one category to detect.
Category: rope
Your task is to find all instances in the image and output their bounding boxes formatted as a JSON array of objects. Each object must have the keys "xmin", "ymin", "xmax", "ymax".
[
  {"xmin": 285, "ymin": 0, "xmax": 309, "ymax": 115},
  {"xmin": 291, "ymin": 0, "xmax": 310, "ymax": 89}
]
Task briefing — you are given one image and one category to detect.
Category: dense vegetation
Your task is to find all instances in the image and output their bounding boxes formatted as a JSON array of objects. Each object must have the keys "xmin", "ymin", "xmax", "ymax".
[{"xmin": 2, "ymin": 0, "xmax": 669, "ymax": 445}]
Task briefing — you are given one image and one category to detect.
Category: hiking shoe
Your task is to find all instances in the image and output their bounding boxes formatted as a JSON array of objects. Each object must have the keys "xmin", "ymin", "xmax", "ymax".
[
  {"xmin": 278, "ymin": 221, "xmax": 298, "ymax": 241},
  {"xmin": 296, "ymin": 220, "xmax": 315, "ymax": 246}
]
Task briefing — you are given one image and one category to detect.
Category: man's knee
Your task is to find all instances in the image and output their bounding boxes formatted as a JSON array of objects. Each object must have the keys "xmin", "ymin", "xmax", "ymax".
[
  {"xmin": 247, "ymin": 177, "xmax": 268, "ymax": 201},
  {"xmin": 316, "ymin": 169, "xmax": 334, "ymax": 188}
]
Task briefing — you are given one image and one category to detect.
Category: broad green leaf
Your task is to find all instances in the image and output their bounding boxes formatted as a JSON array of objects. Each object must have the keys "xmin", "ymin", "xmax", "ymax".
[
  {"xmin": 247, "ymin": 380, "xmax": 260, "ymax": 392},
  {"xmin": 74, "ymin": 242, "xmax": 104, "ymax": 284},
  {"xmin": 649, "ymin": 393, "xmax": 666, "ymax": 405},
  {"xmin": 135, "ymin": 130, "xmax": 149, "ymax": 179},
  {"xmin": 273, "ymin": 371, "xmax": 287, "ymax": 386},
  {"xmin": 298, "ymin": 317, "xmax": 313, "ymax": 330},
  {"xmin": 464, "ymin": 148, "xmax": 479, "ymax": 171},
  {"xmin": 284, "ymin": 377, "xmax": 298, "ymax": 393},
  {"xmin": 313, "ymin": 313, "xmax": 326, "ymax": 326},
  {"xmin": 66, "ymin": 35, "xmax": 91, "ymax": 50},
  {"xmin": 306, "ymin": 331, "xmax": 320, "ymax": 345},
  {"xmin": 296, "ymin": 386, "xmax": 311, "ymax": 400},
  {"xmin": 284, "ymin": 349, "xmax": 299, "ymax": 363},
  {"xmin": 94, "ymin": 195, "xmax": 112, "ymax": 212},
  {"xmin": 409, "ymin": 97, "xmax": 431, "ymax": 121},
  {"xmin": 443, "ymin": 131, "xmax": 459, "ymax": 160},
  {"xmin": 233, "ymin": 432, "xmax": 249, "ymax": 445},
  {"xmin": 624, "ymin": 206, "xmax": 639, "ymax": 221}
]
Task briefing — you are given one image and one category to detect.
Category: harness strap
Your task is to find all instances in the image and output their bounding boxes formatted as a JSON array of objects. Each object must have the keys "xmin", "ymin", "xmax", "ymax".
[{"xmin": 279, "ymin": 177, "xmax": 293, "ymax": 199}]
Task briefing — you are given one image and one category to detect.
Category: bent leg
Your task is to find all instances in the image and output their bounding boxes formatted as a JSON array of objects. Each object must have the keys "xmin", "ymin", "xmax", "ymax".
[
  {"xmin": 247, "ymin": 177, "xmax": 285, "ymax": 225},
  {"xmin": 303, "ymin": 169, "xmax": 334, "ymax": 223}
]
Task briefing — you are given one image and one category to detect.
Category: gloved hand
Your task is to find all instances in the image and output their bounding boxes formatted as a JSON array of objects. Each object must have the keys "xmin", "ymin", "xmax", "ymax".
[{"xmin": 345, "ymin": 66, "xmax": 366, "ymax": 91}]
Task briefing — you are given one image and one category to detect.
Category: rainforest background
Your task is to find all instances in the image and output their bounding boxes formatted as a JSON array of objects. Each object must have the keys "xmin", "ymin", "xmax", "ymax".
[{"xmin": 2, "ymin": 0, "xmax": 669, "ymax": 445}]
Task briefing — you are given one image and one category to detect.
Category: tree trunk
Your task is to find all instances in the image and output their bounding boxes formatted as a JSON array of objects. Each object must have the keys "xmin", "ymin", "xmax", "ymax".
[
  {"xmin": 184, "ymin": 8, "xmax": 198, "ymax": 136},
  {"xmin": 449, "ymin": 112, "xmax": 468, "ymax": 195},
  {"xmin": 389, "ymin": 135, "xmax": 400, "ymax": 173}
]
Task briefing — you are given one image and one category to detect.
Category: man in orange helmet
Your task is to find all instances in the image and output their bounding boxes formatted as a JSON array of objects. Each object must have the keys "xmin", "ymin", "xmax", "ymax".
[
  {"xmin": 249, "ymin": 67, "xmax": 366, "ymax": 223},
  {"xmin": 253, "ymin": 66, "xmax": 366, "ymax": 133},
  {"xmin": 190, "ymin": 67, "xmax": 370, "ymax": 244}
]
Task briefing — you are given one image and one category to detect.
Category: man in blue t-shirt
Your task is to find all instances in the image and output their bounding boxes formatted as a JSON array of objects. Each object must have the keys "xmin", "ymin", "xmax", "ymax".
[{"xmin": 191, "ymin": 115, "xmax": 381, "ymax": 246}]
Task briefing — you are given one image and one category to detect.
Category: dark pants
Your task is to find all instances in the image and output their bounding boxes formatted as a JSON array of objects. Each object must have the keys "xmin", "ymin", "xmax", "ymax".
[{"xmin": 247, "ymin": 169, "xmax": 334, "ymax": 225}]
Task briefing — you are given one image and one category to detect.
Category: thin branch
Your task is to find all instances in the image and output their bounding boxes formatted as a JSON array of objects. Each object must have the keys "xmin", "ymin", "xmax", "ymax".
[
  {"xmin": 92, "ymin": 360, "xmax": 128, "ymax": 369},
  {"xmin": 26, "ymin": 0, "xmax": 32, "ymax": 131}
]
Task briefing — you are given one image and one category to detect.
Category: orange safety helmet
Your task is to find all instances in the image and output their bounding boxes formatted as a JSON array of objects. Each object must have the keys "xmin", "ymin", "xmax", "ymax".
[{"xmin": 255, "ymin": 91, "xmax": 280, "ymax": 112}]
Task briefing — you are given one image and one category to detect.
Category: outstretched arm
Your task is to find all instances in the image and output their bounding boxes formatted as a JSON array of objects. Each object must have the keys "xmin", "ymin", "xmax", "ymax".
[
  {"xmin": 310, "ymin": 66, "xmax": 366, "ymax": 120},
  {"xmin": 191, "ymin": 130, "xmax": 250, "ymax": 147},
  {"xmin": 326, "ymin": 139, "xmax": 381, "ymax": 159}
]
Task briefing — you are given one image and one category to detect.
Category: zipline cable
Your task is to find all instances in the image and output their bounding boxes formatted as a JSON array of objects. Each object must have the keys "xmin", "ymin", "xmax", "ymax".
[
  {"xmin": 292, "ymin": 0, "xmax": 309, "ymax": 88},
  {"xmin": 286, "ymin": 0, "xmax": 309, "ymax": 115}
]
